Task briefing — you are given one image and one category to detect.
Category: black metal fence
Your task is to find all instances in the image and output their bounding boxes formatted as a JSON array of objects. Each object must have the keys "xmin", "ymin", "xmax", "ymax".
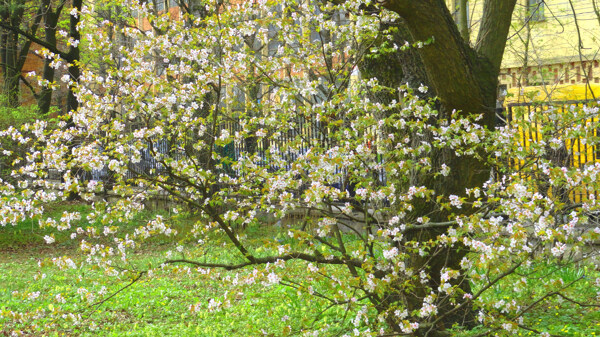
[
  {"xmin": 40, "ymin": 100, "xmax": 600, "ymax": 204},
  {"xmin": 221, "ymin": 115, "xmax": 386, "ymax": 191},
  {"xmin": 45, "ymin": 115, "xmax": 385, "ymax": 196},
  {"xmin": 48, "ymin": 140, "xmax": 176, "ymax": 184}
]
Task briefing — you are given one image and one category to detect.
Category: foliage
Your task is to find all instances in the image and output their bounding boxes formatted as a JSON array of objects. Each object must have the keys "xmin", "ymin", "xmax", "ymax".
[
  {"xmin": 0, "ymin": 1, "xmax": 599, "ymax": 336},
  {"xmin": 0, "ymin": 97, "xmax": 40, "ymax": 180},
  {"xmin": 0, "ymin": 96, "xmax": 39, "ymax": 130}
]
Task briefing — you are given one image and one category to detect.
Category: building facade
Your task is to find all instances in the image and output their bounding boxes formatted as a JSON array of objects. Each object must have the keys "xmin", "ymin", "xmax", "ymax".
[{"xmin": 449, "ymin": 0, "xmax": 600, "ymax": 99}]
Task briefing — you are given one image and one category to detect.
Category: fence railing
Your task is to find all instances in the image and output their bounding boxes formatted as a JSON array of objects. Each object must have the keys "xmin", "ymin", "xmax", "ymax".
[
  {"xmin": 42, "ymin": 115, "xmax": 384, "ymax": 197},
  {"xmin": 39, "ymin": 100, "xmax": 600, "ymax": 204},
  {"xmin": 220, "ymin": 115, "xmax": 386, "ymax": 191},
  {"xmin": 506, "ymin": 99, "xmax": 599, "ymax": 203}
]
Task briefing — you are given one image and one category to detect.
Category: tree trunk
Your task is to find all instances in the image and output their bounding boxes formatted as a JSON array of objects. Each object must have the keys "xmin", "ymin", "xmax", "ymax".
[
  {"xmin": 458, "ymin": 0, "xmax": 469, "ymax": 41},
  {"xmin": 66, "ymin": 0, "xmax": 82, "ymax": 114},
  {"xmin": 0, "ymin": 0, "xmax": 44, "ymax": 109},
  {"xmin": 376, "ymin": 0, "xmax": 517, "ymax": 218},
  {"xmin": 4, "ymin": 31, "xmax": 19, "ymax": 107},
  {"xmin": 38, "ymin": 0, "xmax": 57, "ymax": 115},
  {"xmin": 358, "ymin": 20, "xmax": 476, "ymax": 334},
  {"xmin": 0, "ymin": 2, "xmax": 25, "ymax": 108},
  {"xmin": 356, "ymin": 0, "xmax": 518, "ymax": 333}
]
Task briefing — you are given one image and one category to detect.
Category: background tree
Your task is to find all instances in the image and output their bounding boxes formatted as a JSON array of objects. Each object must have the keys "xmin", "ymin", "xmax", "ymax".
[
  {"xmin": 37, "ymin": 0, "xmax": 67, "ymax": 115},
  {"xmin": 0, "ymin": 0, "xmax": 43, "ymax": 107},
  {"xmin": 0, "ymin": 0, "xmax": 82, "ymax": 113}
]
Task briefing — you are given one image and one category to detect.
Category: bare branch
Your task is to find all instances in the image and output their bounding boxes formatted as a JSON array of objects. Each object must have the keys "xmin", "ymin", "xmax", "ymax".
[
  {"xmin": 512, "ymin": 275, "xmax": 585, "ymax": 320},
  {"xmin": 164, "ymin": 251, "xmax": 363, "ymax": 270},
  {"xmin": 19, "ymin": 74, "xmax": 39, "ymax": 99},
  {"xmin": 89, "ymin": 271, "xmax": 146, "ymax": 308},
  {"xmin": 0, "ymin": 21, "xmax": 71, "ymax": 61},
  {"xmin": 428, "ymin": 260, "xmax": 523, "ymax": 328},
  {"xmin": 568, "ymin": 0, "xmax": 596, "ymax": 100}
]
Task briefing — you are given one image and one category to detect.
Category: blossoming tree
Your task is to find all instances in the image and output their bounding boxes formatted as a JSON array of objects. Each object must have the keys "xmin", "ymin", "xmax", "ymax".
[{"xmin": 1, "ymin": 0, "xmax": 599, "ymax": 336}]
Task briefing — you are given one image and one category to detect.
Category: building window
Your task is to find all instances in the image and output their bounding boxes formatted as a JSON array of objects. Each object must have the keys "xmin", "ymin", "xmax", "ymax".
[
  {"xmin": 155, "ymin": 0, "xmax": 167, "ymax": 12},
  {"xmin": 528, "ymin": 0, "xmax": 545, "ymax": 22}
]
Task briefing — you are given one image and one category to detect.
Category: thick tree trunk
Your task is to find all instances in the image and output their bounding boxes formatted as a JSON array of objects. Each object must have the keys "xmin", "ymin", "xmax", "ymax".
[
  {"xmin": 383, "ymin": 0, "xmax": 492, "ymax": 119},
  {"xmin": 374, "ymin": 0, "xmax": 517, "ymax": 208},
  {"xmin": 358, "ymin": 21, "xmax": 427, "ymax": 98},
  {"xmin": 358, "ymin": 20, "xmax": 476, "ymax": 334},
  {"xmin": 355, "ymin": 0, "xmax": 518, "ymax": 334}
]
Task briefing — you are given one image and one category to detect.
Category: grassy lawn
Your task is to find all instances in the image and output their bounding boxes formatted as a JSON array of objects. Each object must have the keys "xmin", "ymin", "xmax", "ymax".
[
  {"xmin": 0, "ymin": 252, "xmax": 348, "ymax": 336},
  {"xmin": 0, "ymin": 203, "xmax": 357, "ymax": 336},
  {"xmin": 0, "ymin": 202, "xmax": 599, "ymax": 336}
]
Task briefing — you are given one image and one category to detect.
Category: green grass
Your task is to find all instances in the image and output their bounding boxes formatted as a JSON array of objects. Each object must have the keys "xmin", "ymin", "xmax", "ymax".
[
  {"xmin": 1, "ymin": 253, "xmax": 353, "ymax": 336},
  {"xmin": 475, "ymin": 262, "xmax": 600, "ymax": 337},
  {"xmin": 0, "ymin": 203, "xmax": 358, "ymax": 336},
  {"xmin": 1, "ymin": 202, "xmax": 599, "ymax": 336}
]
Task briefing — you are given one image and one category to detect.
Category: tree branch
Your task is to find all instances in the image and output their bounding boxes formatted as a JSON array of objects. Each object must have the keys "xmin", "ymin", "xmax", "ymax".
[
  {"xmin": 19, "ymin": 74, "xmax": 39, "ymax": 99},
  {"xmin": 16, "ymin": 2, "xmax": 45, "ymax": 71},
  {"xmin": 0, "ymin": 21, "xmax": 70, "ymax": 61},
  {"xmin": 568, "ymin": 0, "xmax": 596, "ymax": 100},
  {"xmin": 89, "ymin": 271, "xmax": 146, "ymax": 308},
  {"xmin": 511, "ymin": 275, "xmax": 586, "ymax": 320},
  {"xmin": 164, "ymin": 251, "xmax": 363, "ymax": 270},
  {"xmin": 475, "ymin": 0, "xmax": 518, "ymax": 75},
  {"xmin": 427, "ymin": 260, "xmax": 523, "ymax": 329}
]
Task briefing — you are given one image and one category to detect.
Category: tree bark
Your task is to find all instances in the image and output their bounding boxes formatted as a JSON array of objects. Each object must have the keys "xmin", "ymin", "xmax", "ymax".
[
  {"xmin": 475, "ymin": 0, "xmax": 518, "ymax": 76},
  {"xmin": 371, "ymin": 0, "xmax": 517, "ymax": 203},
  {"xmin": 354, "ymin": 0, "xmax": 518, "ymax": 333},
  {"xmin": 38, "ymin": 0, "xmax": 60, "ymax": 115},
  {"xmin": 66, "ymin": 0, "xmax": 82, "ymax": 114},
  {"xmin": 2, "ymin": 29, "xmax": 20, "ymax": 107},
  {"xmin": 458, "ymin": 0, "xmax": 469, "ymax": 41}
]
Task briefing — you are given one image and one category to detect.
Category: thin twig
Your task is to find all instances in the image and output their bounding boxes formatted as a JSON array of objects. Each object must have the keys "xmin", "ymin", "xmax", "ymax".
[
  {"xmin": 511, "ymin": 275, "xmax": 585, "ymax": 320},
  {"xmin": 90, "ymin": 271, "xmax": 146, "ymax": 308},
  {"xmin": 568, "ymin": 0, "xmax": 596, "ymax": 100}
]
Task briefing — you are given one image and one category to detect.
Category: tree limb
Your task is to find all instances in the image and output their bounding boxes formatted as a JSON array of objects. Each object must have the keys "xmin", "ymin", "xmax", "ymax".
[
  {"xmin": 475, "ymin": 0, "xmax": 518, "ymax": 75},
  {"xmin": 164, "ymin": 251, "xmax": 363, "ymax": 270},
  {"xmin": 16, "ymin": 1, "xmax": 45, "ymax": 72},
  {"xmin": 19, "ymin": 74, "xmax": 39, "ymax": 99},
  {"xmin": 89, "ymin": 271, "xmax": 146, "ymax": 308},
  {"xmin": 0, "ymin": 21, "xmax": 71, "ymax": 61},
  {"xmin": 568, "ymin": 0, "xmax": 596, "ymax": 100}
]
